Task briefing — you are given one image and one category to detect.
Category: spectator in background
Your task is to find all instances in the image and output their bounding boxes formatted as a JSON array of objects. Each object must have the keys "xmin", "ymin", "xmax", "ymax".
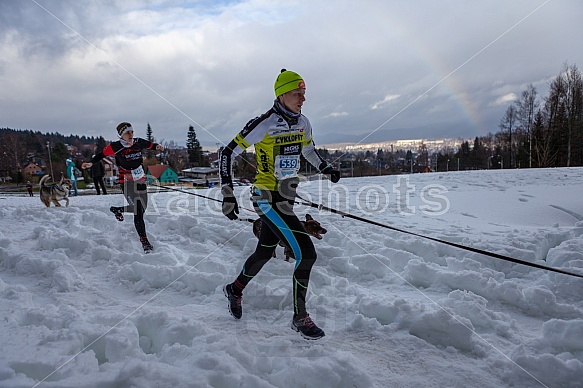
[
  {"xmin": 26, "ymin": 181, "xmax": 33, "ymax": 197},
  {"xmin": 66, "ymin": 157, "xmax": 78, "ymax": 196},
  {"xmin": 89, "ymin": 155, "xmax": 108, "ymax": 195}
]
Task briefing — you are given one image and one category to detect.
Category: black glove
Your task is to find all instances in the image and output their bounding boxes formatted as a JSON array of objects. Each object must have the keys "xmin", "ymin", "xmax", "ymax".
[
  {"xmin": 221, "ymin": 185, "xmax": 239, "ymax": 220},
  {"xmin": 319, "ymin": 163, "xmax": 341, "ymax": 183}
]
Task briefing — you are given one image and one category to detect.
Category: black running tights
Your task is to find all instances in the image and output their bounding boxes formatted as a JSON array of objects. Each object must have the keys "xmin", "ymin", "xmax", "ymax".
[
  {"xmin": 235, "ymin": 193, "xmax": 316, "ymax": 317},
  {"xmin": 121, "ymin": 182, "xmax": 148, "ymax": 238}
]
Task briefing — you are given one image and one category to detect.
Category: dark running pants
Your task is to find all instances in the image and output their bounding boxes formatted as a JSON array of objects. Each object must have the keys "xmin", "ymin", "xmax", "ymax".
[
  {"xmin": 121, "ymin": 181, "xmax": 148, "ymax": 238},
  {"xmin": 235, "ymin": 190, "xmax": 316, "ymax": 318},
  {"xmin": 95, "ymin": 177, "xmax": 108, "ymax": 195}
]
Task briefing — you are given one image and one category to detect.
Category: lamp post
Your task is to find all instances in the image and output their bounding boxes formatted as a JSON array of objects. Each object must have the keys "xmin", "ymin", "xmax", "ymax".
[{"xmin": 46, "ymin": 142, "xmax": 54, "ymax": 178}]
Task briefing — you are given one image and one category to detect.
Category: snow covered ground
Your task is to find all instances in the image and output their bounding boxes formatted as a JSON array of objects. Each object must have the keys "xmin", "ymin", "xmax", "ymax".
[{"xmin": 0, "ymin": 167, "xmax": 582, "ymax": 388}]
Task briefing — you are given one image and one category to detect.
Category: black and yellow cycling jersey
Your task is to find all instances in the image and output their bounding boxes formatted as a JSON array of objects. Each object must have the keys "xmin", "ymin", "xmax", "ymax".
[{"xmin": 220, "ymin": 101, "xmax": 327, "ymax": 191}]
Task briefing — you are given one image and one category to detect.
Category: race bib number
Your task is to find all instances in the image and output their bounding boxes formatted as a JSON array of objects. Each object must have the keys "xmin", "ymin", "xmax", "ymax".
[
  {"xmin": 131, "ymin": 166, "xmax": 145, "ymax": 180},
  {"xmin": 274, "ymin": 155, "xmax": 300, "ymax": 179}
]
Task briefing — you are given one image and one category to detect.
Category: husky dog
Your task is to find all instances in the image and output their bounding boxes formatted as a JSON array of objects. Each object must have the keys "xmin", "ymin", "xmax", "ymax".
[{"xmin": 39, "ymin": 174, "xmax": 71, "ymax": 207}]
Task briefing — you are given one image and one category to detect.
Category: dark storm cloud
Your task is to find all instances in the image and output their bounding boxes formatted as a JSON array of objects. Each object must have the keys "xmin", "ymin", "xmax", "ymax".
[{"xmin": 0, "ymin": 0, "xmax": 582, "ymax": 148}]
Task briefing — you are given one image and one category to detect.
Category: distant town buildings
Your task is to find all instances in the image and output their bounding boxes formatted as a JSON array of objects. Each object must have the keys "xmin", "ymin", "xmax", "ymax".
[{"xmin": 322, "ymin": 138, "xmax": 464, "ymax": 154}]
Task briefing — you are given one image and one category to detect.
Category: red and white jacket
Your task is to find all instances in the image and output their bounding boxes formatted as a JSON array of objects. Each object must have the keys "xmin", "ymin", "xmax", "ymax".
[{"xmin": 92, "ymin": 138, "xmax": 158, "ymax": 184}]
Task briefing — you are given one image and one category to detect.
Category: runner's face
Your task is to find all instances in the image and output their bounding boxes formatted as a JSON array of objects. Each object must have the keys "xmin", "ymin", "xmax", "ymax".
[
  {"xmin": 280, "ymin": 88, "xmax": 305, "ymax": 114},
  {"xmin": 121, "ymin": 130, "xmax": 134, "ymax": 145}
]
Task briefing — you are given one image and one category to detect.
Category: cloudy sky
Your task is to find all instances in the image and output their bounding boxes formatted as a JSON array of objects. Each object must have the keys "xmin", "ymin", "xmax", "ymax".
[{"xmin": 1, "ymin": 0, "xmax": 582, "ymax": 149}]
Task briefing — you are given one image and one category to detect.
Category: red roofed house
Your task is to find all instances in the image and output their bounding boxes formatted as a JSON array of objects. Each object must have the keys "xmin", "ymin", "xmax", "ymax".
[
  {"xmin": 146, "ymin": 164, "xmax": 179, "ymax": 184},
  {"xmin": 23, "ymin": 162, "xmax": 44, "ymax": 181}
]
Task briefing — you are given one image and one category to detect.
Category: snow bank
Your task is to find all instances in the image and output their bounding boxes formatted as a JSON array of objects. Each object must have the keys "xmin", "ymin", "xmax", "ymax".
[{"xmin": 0, "ymin": 168, "xmax": 582, "ymax": 387}]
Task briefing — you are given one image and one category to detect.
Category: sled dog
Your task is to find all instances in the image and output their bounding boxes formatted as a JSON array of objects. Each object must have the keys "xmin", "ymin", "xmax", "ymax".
[{"xmin": 39, "ymin": 174, "xmax": 71, "ymax": 207}]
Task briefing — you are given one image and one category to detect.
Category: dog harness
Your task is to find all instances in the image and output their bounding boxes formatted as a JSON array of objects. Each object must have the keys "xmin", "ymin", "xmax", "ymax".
[{"xmin": 50, "ymin": 184, "xmax": 67, "ymax": 194}]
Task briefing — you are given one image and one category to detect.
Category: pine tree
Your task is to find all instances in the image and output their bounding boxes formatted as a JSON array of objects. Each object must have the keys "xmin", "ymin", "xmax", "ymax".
[
  {"xmin": 145, "ymin": 123, "xmax": 154, "ymax": 159},
  {"xmin": 186, "ymin": 125, "xmax": 203, "ymax": 167},
  {"xmin": 146, "ymin": 123, "xmax": 154, "ymax": 143},
  {"xmin": 96, "ymin": 136, "xmax": 107, "ymax": 153}
]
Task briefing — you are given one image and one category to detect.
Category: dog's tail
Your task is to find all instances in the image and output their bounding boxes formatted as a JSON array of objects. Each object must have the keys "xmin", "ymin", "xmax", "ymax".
[{"xmin": 39, "ymin": 175, "xmax": 51, "ymax": 187}]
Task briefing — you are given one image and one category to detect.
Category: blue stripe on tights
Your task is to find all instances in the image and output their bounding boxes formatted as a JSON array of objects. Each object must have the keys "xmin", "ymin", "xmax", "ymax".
[{"xmin": 256, "ymin": 199, "xmax": 302, "ymax": 269}]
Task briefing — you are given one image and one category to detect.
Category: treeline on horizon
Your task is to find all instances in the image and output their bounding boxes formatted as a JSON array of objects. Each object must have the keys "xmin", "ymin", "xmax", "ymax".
[
  {"xmin": 1, "ymin": 62, "xmax": 582, "ymax": 180},
  {"xmin": 434, "ymin": 62, "xmax": 583, "ymax": 171},
  {"xmin": 314, "ymin": 62, "xmax": 583, "ymax": 173},
  {"xmin": 0, "ymin": 122, "xmax": 210, "ymax": 184},
  {"xmin": 0, "ymin": 127, "xmax": 110, "ymax": 184}
]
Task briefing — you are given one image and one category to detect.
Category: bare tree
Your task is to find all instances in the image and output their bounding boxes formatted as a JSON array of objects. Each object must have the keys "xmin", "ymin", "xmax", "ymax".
[
  {"xmin": 559, "ymin": 64, "xmax": 583, "ymax": 166},
  {"xmin": 162, "ymin": 140, "xmax": 186, "ymax": 172},
  {"xmin": 515, "ymin": 84, "xmax": 539, "ymax": 168},
  {"xmin": 1, "ymin": 132, "xmax": 28, "ymax": 183},
  {"xmin": 532, "ymin": 110, "xmax": 557, "ymax": 167},
  {"xmin": 499, "ymin": 105, "xmax": 517, "ymax": 168}
]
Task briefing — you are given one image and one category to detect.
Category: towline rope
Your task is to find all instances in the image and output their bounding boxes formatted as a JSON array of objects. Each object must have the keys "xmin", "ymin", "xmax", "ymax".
[
  {"xmin": 151, "ymin": 183, "xmax": 583, "ymax": 279},
  {"xmin": 295, "ymin": 194, "xmax": 583, "ymax": 280}
]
